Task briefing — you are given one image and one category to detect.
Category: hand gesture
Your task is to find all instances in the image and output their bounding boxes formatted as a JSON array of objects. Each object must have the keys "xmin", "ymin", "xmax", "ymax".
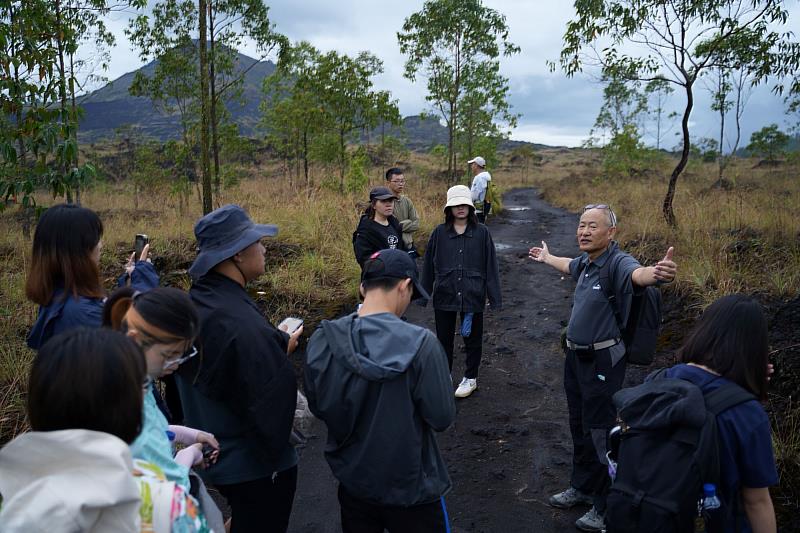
[
  {"xmin": 653, "ymin": 247, "xmax": 676, "ymax": 283},
  {"xmin": 529, "ymin": 241, "xmax": 550, "ymax": 263}
]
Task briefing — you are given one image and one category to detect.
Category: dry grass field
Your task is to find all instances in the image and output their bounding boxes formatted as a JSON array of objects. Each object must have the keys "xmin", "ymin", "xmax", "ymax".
[{"xmin": 1, "ymin": 146, "xmax": 798, "ymax": 522}]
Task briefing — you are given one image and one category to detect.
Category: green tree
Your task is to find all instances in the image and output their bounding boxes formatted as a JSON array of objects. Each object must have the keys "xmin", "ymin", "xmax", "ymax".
[
  {"xmin": 261, "ymin": 41, "xmax": 328, "ymax": 188},
  {"xmin": 128, "ymin": 0, "xmax": 285, "ymax": 213},
  {"xmin": 645, "ymin": 78, "xmax": 675, "ymax": 150},
  {"xmin": 747, "ymin": 124, "xmax": 789, "ymax": 162},
  {"xmin": 315, "ymin": 49, "xmax": 399, "ymax": 192},
  {"xmin": 589, "ymin": 73, "xmax": 647, "ymax": 145},
  {"xmin": 555, "ymin": 0, "xmax": 800, "ymax": 226},
  {"xmin": 398, "ymin": 0, "xmax": 519, "ymax": 181}
]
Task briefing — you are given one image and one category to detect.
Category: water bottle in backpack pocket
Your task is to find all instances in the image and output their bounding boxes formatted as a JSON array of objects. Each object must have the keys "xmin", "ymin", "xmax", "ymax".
[{"xmin": 605, "ymin": 371, "xmax": 755, "ymax": 533}]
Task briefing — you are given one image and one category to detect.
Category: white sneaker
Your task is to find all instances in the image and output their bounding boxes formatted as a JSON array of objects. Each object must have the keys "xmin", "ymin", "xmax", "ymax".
[
  {"xmin": 454, "ymin": 377, "xmax": 477, "ymax": 398},
  {"xmin": 575, "ymin": 506, "xmax": 605, "ymax": 532}
]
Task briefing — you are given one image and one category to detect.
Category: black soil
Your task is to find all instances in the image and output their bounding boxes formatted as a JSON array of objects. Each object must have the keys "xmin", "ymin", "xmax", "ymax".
[
  {"xmin": 289, "ymin": 188, "xmax": 585, "ymax": 532},
  {"xmin": 285, "ymin": 187, "xmax": 800, "ymax": 532}
]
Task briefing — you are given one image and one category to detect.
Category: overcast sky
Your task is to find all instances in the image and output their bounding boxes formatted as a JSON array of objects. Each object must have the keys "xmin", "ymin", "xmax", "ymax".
[{"xmin": 99, "ymin": 1, "xmax": 797, "ymax": 148}]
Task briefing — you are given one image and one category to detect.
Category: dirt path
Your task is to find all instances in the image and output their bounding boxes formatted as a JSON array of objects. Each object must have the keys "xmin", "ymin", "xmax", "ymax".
[{"xmin": 288, "ymin": 188, "xmax": 585, "ymax": 532}]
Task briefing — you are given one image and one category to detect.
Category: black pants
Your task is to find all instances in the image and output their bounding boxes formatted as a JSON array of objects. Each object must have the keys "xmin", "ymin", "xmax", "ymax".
[
  {"xmin": 216, "ymin": 466, "xmax": 298, "ymax": 533},
  {"xmin": 434, "ymin": 310, "xmax": 484, "ymax": 379},
  {"xmin": 564, "ymin": 347, "xmax": 626, "ymax": 513},
  {"xmin": 338, "ymin": 485, "xmax": 450, "ymax": 533}
]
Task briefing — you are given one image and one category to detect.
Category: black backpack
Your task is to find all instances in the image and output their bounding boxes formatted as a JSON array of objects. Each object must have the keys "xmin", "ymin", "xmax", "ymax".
[
  {"xmin": 595, "ymin": 250, "xmax": 663, "ymax": 365},
  {"xmin": 606, "ymin": 371, "xmax": 755, "ymax": 533}
]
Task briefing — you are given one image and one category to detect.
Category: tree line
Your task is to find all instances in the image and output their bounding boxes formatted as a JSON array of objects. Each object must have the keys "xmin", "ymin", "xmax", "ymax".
[{"xmin": 0, "ymin": 0, "xmax": 520, "ymax": 215}]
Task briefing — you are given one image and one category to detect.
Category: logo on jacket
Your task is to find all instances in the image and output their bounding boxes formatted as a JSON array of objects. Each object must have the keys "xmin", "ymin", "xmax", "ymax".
[
  {"xmin": 388, "ymin": 235, "xmax": 399, "ymax": 249},
  {"xmin": 593, "ymin": 283, "xmax": 602, "ymax": 290}
]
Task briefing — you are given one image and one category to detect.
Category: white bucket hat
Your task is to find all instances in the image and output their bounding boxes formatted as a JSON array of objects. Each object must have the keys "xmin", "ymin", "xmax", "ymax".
[{"xmin": 444, "ymin": 185, "xmax": 474, "ymax": 211}]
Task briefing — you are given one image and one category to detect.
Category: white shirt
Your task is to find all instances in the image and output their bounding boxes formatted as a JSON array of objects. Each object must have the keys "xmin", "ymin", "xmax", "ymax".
[{"xmin": 470, "ymin": 171, "xmax": 492, "ymax": 203}]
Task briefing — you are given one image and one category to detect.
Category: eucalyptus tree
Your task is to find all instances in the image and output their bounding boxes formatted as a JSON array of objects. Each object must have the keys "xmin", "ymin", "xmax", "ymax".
[
  {"xmin": 398, "ymin": 0, "xmax": 519, "ymax": 181},
  {"xmin": 555, "ymin": 0, "xmax": 800, "ymax": 226}
]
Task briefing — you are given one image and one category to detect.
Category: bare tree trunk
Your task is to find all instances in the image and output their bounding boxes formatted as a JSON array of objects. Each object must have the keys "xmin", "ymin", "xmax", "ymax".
[
  {"xmin": 663, "ymin": 82, "xmax": 694, "ymax": 228},
  {"xmin": 198, "ymin": 0, "xmax": 212, "ymax": 214},
  {"xmin": 303, "ymin": 129, "xmax": 310, "ymax": 188},
  {"xmin": 55, "ymin": 0, "xmax": 72, "ymax": 204},
  {"xmin": 209, "ymin": 3, "xmax": 221, "ymax": 193}
]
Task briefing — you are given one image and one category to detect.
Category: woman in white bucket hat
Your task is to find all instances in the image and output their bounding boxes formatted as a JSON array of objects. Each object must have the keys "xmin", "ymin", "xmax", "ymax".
[{"xmin": 420, "ymin": 185, "xmax": 502, "ymax": 399}]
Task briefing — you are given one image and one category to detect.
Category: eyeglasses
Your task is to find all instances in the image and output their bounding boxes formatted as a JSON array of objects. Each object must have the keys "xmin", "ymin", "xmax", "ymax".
[
  {"xmin": 390, "ymin": 179, "xmax": 405, "ymax": 184},
  {"xmin": 162, "ymin": 345, "xmax": 198, "ymax": 370},
  {"xmin": 583, "ymin": 204, "xmax": 617, "ymax": 227}
]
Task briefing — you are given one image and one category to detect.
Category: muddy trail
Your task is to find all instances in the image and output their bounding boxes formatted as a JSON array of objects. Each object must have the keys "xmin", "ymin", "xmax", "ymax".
[{"xmin": 288, "ymin": 188, "xmax": 588, "ymax": 532}]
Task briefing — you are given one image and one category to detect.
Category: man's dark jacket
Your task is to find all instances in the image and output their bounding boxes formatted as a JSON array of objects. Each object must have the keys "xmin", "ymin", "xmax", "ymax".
[
  {"xmin": 352, "ymin": 214, "xmax": 406, "ymax": 268},
  {"xmin": 176, "ymin": 272, "xmax": 297, "ymax": 485},
  {"xmin": 304, "ymin": 312, "xmax": 455, "ymax": 506},
  {"xmin": 421, "ymin": 222, "xmax": 502, "ymax": 312}
]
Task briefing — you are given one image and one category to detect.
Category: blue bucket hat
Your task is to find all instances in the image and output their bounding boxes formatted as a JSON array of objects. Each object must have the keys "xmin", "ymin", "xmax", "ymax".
[{"xmin": 189, "ymin": 204, "xmax": 277, "ymax": 278}]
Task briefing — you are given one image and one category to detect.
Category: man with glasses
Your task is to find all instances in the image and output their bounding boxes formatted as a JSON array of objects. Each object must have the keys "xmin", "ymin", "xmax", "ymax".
[
  {"xmin": 529, "ymin": 204, "xmax": 676, "ymax": 532},
  {"xmin": 386, "ymin": 167, "xmax": 420, "ymax": 258}
]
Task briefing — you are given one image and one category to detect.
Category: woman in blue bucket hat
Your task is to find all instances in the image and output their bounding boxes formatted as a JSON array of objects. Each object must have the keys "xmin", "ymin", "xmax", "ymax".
[{"xmin": 175, "ymin": 204, "xmax": 304, "ymax": 533}]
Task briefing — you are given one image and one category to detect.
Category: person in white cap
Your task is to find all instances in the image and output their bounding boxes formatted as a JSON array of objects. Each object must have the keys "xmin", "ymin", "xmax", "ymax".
[
  {"xmin": 420, "ymin": 185, "xmax": 502, "ymax": 399},
  {"xmin": 468, "ymin": 156, "xmax": 492, "ymax": 223}
]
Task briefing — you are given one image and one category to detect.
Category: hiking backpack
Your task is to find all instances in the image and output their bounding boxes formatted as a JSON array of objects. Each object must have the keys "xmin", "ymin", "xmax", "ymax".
[
  {"xmin": 595, "ymin": 250, "xmax": 663, "ymax": 365},
  {"xmin": 605, "ymin": 371, "xmax": 755, "ymax": 533}
]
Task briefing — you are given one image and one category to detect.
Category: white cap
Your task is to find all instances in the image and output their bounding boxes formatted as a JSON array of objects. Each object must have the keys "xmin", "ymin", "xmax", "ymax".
[
  {"xmin": 444, "ymin": 185, "xmax": 475, "ymax": 211},
  {"xmin": 467, "ymin": 156, "xmax": 486, "ymax": 167}
]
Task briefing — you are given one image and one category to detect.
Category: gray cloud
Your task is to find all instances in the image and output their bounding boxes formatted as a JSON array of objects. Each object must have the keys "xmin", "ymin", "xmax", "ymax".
[{"xmin": 94, "ymin": 1, "xmax": 796, "ymax": 148}]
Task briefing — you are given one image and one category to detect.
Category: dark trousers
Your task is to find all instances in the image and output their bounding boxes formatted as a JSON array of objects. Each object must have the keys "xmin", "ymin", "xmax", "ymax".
[
  {"xmin": 216, "ymin": 466, "xmax": 298, "ymax": 533},
  {"xmin": 338, "ymin": 485, "xmax": 450, "ymax": 533},
  {"xmin": 564, "ymin": 347, "xmax": 627, "ymax": 513},
  {"xmin": 434, "ymin": 310, "xmax": 484, "ymax": 379}
]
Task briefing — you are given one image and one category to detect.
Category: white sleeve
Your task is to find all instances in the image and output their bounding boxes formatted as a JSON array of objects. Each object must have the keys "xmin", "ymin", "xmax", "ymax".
[{"xmin": 471, "ymin": 175, "xmax": 486, "ymax": 202}]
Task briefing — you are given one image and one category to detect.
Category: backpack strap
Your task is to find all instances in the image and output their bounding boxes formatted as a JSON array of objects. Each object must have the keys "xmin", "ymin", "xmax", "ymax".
[
  {"xmin": 703, "ymin": 382, "xmax": 756, "ymax": 415},
  {"xmin": 596, "ymin": 249, "xmax": 626, "ymax": 336}
]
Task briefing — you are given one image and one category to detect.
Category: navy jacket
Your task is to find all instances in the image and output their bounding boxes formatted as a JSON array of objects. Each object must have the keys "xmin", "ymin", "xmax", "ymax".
[
  {"xmin": 27, "ymin": 261, "xmax": 159, "ymax": 350},
  {"xmin": 421, "ymin": 222, "xmax": 502, "ymax": 312},
  {"xmin": 177, "ymin": 272, "xmax": 297, "ymax": 485},
  {"xmin": 305, "ymin": 312, "xmax": 455, "ymax": 506}
]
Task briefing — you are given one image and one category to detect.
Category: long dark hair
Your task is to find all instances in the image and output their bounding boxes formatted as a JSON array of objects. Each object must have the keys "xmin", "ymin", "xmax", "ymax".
[
  {"xmin": 445, "ymin": 205, "xmax": 478, "ymax": 227},
  {"xmin": 104, "ymin": 287, "xmax": 199, "ymax": 348},
  {"xmin": 363, "ymin": 199, "xmax": 378, "ymax": 220},
  {"xmin": 26, "ymin": 204, "xmax": 105, "ymax": 305},
  {"xmin": 28, "ymin": 328, "xmax": 146, "ymax": 444},
  {"xmin": 677, "ymin": 294, "xmax": 769, "ymax": 400}
]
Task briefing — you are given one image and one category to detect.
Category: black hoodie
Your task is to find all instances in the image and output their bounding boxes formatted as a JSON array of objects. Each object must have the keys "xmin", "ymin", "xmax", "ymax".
[{"xmin": 304, "ymin": 312, "xmax": 455, "ymax": 506}]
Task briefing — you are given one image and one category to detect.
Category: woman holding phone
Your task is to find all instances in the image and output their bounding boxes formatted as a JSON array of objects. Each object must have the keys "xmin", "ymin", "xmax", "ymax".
[
  {"xmin": 104, "ymin": 286, "xmax": 225, "ymax": 531},
  {"xmin": 25, "ymin": 204, "xmax": 158, "ymax": 350},
  {"xmin": 0, "ymin": 328, "xmax": 211, "ymax": 532}
]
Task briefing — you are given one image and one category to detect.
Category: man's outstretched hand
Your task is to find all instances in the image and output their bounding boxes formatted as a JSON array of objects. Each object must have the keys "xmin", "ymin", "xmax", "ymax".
[{"xmin": 529, "ymin": 241, "xmax": 549, "ymax": 263}]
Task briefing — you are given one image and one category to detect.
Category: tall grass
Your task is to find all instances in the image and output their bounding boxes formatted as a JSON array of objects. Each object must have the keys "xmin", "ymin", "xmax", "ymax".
[{"xmin": 0, "ymin": 154, "xmax": 455, "ymax": 444}]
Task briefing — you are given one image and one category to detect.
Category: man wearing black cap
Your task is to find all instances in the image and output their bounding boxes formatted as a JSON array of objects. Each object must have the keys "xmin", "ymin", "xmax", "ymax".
[
  {"xmin": 305, "ymin": 249, "xmax": 456, "ymax": 533},
  {"xmin": 175, "ymin": 204, "xmax": 304, "ymax": 533},
  {"xmin": 352, "ymin": 186, "xmax": 407, "ymax": 269}
]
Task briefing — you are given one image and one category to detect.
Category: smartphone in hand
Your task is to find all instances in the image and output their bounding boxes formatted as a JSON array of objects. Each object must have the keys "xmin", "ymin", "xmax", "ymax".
[
  {"xmin": 278, "ymin": 317, "xmax": 303, "ymax": 334},
  {"xmin": 134, "ymin": 234, "xmax": 149, "ymax": 261}
]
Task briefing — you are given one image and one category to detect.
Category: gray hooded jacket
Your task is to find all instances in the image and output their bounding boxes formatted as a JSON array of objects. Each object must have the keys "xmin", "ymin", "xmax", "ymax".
[{"xmin": 304, "ymin": 312, "xmax": 456, "ymax": 506}]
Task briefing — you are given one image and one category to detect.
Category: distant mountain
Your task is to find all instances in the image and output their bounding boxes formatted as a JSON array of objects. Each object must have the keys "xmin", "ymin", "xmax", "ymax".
[
  {"xmin": 79, "ymin": 50, "xmax": 275, "ymax": 141},
  {"xmin": 78, "ymin": 49, "xmax": 554, "ymax": 152}
]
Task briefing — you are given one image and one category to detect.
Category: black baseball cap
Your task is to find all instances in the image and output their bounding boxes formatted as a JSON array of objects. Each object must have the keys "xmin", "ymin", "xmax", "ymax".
[
  {"xmin": 362, "ymin": 249, "xmax": 429, "ymax": 301},
  {"xmin": 369, "ymin": 186, "xmax": 397, "ymax": 202}
]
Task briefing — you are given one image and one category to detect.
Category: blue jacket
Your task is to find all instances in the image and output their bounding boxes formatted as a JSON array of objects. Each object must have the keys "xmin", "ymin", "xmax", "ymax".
[{"xmin": 27, "ymin": 262, "xmax": 159, "ymax": 350}]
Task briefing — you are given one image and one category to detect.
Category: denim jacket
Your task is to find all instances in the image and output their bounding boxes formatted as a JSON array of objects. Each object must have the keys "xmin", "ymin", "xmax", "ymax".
[
  {"xmin": 27, "ymin": 261, "xmax": 159, "ymax": 350},
  {"xmin": 421, "ymin": 222, "xmax": 502, "ymax": 313}
]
